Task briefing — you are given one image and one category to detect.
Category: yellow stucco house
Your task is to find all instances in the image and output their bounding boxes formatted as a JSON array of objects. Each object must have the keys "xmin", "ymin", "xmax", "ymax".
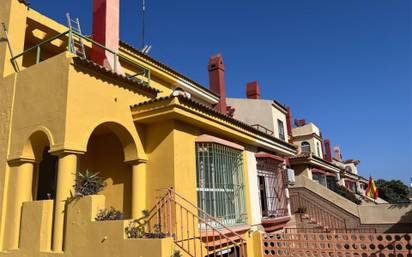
[{"xmin": 0, "ymin": 1, "xmax": 298, "ymax": 256}]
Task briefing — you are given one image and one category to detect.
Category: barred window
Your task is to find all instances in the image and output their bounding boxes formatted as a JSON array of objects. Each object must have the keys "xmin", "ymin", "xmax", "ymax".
[
  {"xmin": 301, "ymin": 141, "xmax": 311, "ymax": 154},
  {"xmin": 257, "ymin": 158, "xmax": 288, "ymax": 219},
  {"xmin": 312, "ymin": 172, "xmax": 327, "ymax": 187},
  {"xmin": 277, "ymin": 119, "xmax": 285, "ymax": 141},
  {"xmin": 196, "ymin": 143, "xmax": 247, "ymax": 227}
]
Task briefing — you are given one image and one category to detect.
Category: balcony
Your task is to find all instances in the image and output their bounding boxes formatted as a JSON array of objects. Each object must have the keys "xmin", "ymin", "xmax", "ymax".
[{"xmin": 12, "ymin": 25, "xmax": 151, "ymax": 87}]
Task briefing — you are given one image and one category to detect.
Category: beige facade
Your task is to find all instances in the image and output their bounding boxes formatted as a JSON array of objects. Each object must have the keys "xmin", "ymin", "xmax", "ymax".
[
  {"xmin": 292, "ymin": 123, "xmax": 324, "ymax": 158},
  {"xmin": 226, "ymin": 98, "xmax": 290, "ymax": 143}
]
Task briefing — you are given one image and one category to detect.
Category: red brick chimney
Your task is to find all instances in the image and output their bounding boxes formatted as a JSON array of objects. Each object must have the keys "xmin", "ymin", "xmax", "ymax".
[
  {"xmin": 333, "ymin": 145, "xmax": 342, "ymax": 161},
  {"xmin": 286, "ymin": 107, "xmax": 293, "ymax": 143},
  {"xmin": 91, "ymin": 0, "xmax": 123, "ymax": 73},
  {"xmin": 294, "ymin": 119, "xmax": 306, "ymax": 127},
  {"xmin": 208, "ymin": 54, "xmax": 227, "ymax": 113},
  {"xmin": 324, "ymin": 139, "xmax": 332, "ymax": 162},
  {"xmin": 246, "ymin": 81, "xmax": 261, "ymax": 99}
]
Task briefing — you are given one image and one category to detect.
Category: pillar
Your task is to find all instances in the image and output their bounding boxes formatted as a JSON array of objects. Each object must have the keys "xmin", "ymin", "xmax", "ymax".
[
  {"xmin": 4, "ymin": 159, "xmax": 35, "ymax": 250},
  {"xmin": 131, "ymin": 160, "xmax": 147, "ymax": 219},
  {"xmin": 52, "ymin": 153, "xmax": 78, "ymax": 252}
]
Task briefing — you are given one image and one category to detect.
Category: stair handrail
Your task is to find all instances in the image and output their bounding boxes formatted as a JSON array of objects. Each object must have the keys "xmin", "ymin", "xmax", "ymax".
[
  {"xmin": 162, "ymin": 187, "xmax": 248, "ymax": 239},
  {"xmin": 291, "ymin": 191, "xmax": 347, "ymax": 230},
  {"xmin": 291, "ymin": 175, "xmax": 359, "ymax": 216},
  {"xmin": 145, "ymin": 187, "xmax": 247, "ymax": 256}
]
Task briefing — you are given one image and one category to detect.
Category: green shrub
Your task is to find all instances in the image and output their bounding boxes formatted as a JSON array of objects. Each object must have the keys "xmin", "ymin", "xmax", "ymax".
[
  {"xmin": 125, "ymin": 210, "xmax": 167, "ymax": 239},
  {"xmin": 334, "ymin": 185, "xmax": 361, "ymax": 204},
  {"xmin": 171, "ymin": 250, "xmax": 182, "ymax": 257},
  {"xmin": 95, "ymin": 207, "xmax": 123, "ymax": 221}
]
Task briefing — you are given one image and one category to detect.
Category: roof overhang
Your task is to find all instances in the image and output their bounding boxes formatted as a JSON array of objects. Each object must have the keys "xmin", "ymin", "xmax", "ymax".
[
  {"xmin": 72, "ymin": 57, "xmax": 159, "ymax": 97},
  {"xmin": 293, "ymin": 132, "xmax": 322, "ymax": 141},
  {"xmin": 130, "ymin": 96, "xmax": 297, "ymax": 156},
  {"xmin": 290, "ymin": 154, "xmax": 341, "ymax": 173},
  {"xmin": 342, "ymin": 171, "xmax": 366, "ymax": 181},
  {"xmin": 119, "ymin": 42, "xmax": 220, "ymax": 105}
]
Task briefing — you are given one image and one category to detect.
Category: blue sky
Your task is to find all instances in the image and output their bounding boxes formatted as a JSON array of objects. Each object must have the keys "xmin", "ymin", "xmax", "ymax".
[{"xmin": 29, "ymin": 0, "xmax": 411, "ymax": 184}]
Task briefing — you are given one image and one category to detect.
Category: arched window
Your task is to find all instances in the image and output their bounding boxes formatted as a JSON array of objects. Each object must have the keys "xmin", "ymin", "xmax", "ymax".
[
  {"xmin": 35, "ymin": 147, "xmax": 58, "ymax": 200},
  {"xmin": 301, "ymin": 141, "xmax": 311, "ymax": 154}
]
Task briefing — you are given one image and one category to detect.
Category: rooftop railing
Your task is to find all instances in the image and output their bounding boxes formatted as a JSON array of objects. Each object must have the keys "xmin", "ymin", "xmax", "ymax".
[
  {"xmin": 11, "ymin": 28, "xmax": 151, "ymax": 85},
  {"xmin": 251, "ymin": 124, "xmax": 274, "ymax": 136}
]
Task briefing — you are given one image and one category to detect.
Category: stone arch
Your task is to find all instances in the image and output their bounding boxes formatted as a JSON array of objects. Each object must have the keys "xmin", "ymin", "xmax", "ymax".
[
  {"xmin": 17, "ymin": 127, "xmax": 59, "ymax": 200},
  {"xmin": 82, "ymin": 121, "xmax": 141, "ymax": 162},
  {"xmin": 80, "ymin": 121, "xmax": 141, "ymax": 218},
  {"xmin": 21, "ymin": 126, "xmax": 55, "ymax": 161}
]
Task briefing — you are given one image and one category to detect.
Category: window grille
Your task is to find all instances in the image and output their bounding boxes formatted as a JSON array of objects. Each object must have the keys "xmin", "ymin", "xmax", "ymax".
[
  {"xmin": 257, "ymin": 158, "xmax": 288, "ymax": 218},
  {"xmin": 277, "ymin": 119, "xmax": 285, "ymax": 141},
  {"xmin": 301, "ymin": 141, "xmax": 311, "ymax": 154},
  {"xmin": 196, "ymin": 143, "xmax": 247, "ymax": 227},
  {"xmin": 326, "ymin": 176, "xmax": 337, "ymax": 191},
  {"xmin": 312, "ymin": 172, "xmax": 327, "ymax": 187}
]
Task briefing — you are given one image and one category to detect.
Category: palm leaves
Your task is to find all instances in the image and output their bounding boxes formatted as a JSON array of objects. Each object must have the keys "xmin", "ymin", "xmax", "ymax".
[{"xmin": 74, "ymin": 169, "xmax": 106, "ymax": 196}]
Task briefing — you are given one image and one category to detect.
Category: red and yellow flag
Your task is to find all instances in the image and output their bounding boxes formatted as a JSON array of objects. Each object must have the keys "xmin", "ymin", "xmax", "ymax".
[{"xmin": 365, "ymin": 176, "xmax": 378, "ymax": 199}]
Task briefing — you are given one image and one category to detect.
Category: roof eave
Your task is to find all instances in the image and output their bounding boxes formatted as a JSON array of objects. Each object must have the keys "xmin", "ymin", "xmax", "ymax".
[
  {"xmin": 72, "ymin": 57, "xmax": 159, "ymax": 96},
  {"xmin": 119, "ymin": 41, "xmax": 219, "ymax": 104},
  {"xmin": 131, "ymin": 95, "xmax": 297, "ymax": 155},
  {"xmin": 290, "ymin": 154, "xmax": 341, "ymax": 173}
]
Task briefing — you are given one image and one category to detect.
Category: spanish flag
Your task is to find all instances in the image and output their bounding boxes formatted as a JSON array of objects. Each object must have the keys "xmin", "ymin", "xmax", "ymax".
[{"xmin": 366, "ymin": 176, "xmax": 378, "ymax": 199}]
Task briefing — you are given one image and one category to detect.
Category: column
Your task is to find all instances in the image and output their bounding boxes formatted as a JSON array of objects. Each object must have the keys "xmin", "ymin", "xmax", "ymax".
[
  {"xmin": 131, "ymin": 160, "xmax": 147, "ymax": 219},
  {"xmin": 4, "ymin": 160, "xmax": 35, "ymax": 250},
  {"xmin": 52, "ymin": 153, "xmax": 78, "ymax": 252}
]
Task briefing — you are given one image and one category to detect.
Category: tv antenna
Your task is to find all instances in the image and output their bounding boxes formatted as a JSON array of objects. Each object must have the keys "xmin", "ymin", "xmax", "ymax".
[{"xmin": 140, "ymin": 0, "xmax": 152, "ymax": 54}]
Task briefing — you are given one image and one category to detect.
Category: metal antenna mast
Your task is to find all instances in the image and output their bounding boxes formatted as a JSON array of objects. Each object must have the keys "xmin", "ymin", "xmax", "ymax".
[
  {"xmin": 140, "ymin": 0, "xmax": 152, "ymax": 55},
  {"xmin": 141, "ymin": 0, "xmax": 145, "ymax": 49}
]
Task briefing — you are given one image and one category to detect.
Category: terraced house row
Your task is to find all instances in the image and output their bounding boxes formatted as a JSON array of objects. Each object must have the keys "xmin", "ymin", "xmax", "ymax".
[{"xmin": 0, "ymin": 1, "xmax": 410, "ymax": 257}]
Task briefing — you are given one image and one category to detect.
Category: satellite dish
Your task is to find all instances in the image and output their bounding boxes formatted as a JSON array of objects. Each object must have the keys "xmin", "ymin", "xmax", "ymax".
[{"xmin": 171, "ymin": 88, "xmax": 191, "ymax": 99}]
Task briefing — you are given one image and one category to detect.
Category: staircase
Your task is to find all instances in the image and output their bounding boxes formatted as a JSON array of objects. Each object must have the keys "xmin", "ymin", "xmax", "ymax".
[
  {"xmin": 288, "ymin": 176, "xmax": 412, "ymax": 234},
  {"xmin": 289, "ymin": 192, "xmax": 348, "ymax": 232},
  {"xmin": 143, "ymin": 188, "xmax": 247, "ymax": 257},
  {"xmin": 289, "ymin": 176, "xmax": 362, "ymax": 231}
]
